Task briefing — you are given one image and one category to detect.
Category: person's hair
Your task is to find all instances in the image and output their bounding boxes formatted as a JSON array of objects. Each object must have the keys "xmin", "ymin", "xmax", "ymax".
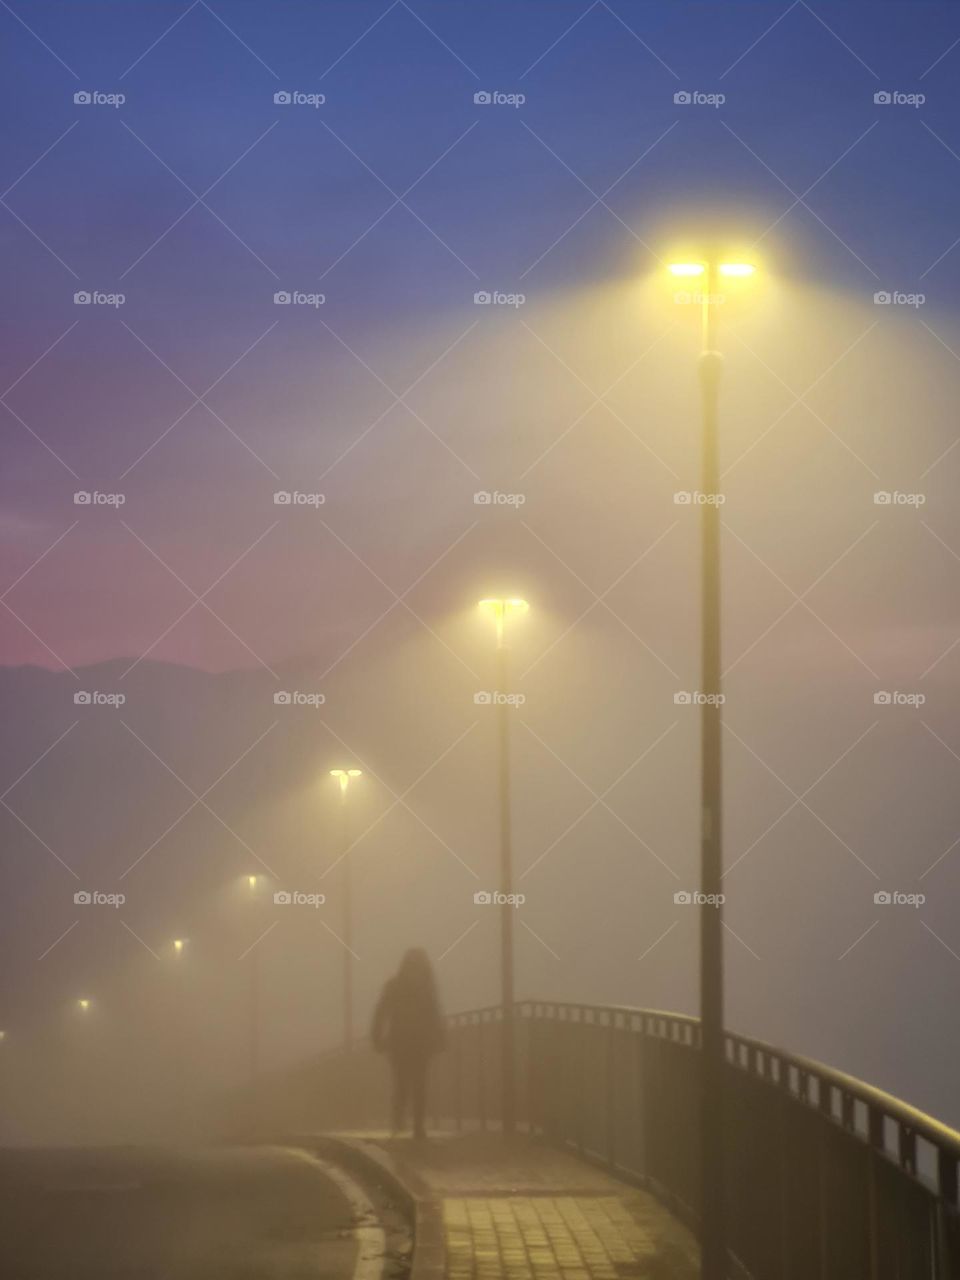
[{"xmin": 396, "ymin": 947, "xmax": 439, "ymax": 1006}]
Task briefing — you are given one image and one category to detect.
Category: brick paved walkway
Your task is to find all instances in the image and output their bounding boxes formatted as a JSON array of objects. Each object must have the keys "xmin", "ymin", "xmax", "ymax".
[{"xmin": 333, "ymin": 1132, "xmax": 699, "ymax": 1279}]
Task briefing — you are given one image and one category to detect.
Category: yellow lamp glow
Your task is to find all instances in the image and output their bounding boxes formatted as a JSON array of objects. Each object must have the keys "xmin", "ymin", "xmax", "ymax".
[
  {"xmin": 669, "ymin": 263, "xmax": 706, "ymax": 276},
  {"xmin": 77, "ymin": 998, "xmax": 91, "ymax": 1012},
  {"xmin": 479, "ymin": 597, "xmax": 529, "ymax": 647},
  {"xmin": 173, "ymin": 938, "xmax": 185, "ymax": 954},
  {"xmin": 330, "ymin": 768, "xmax": 363, "ymax": 794},
  {"xmin": 479, "ymin": 597, "xmax": 529, "ymax": 644},
  {"xmin": 246, "ymin": 875, "xmax": 258, "ymax": 890},
  {"xmin": 718, "ymin": 263, "xmax": 755, "ymax": 277}
]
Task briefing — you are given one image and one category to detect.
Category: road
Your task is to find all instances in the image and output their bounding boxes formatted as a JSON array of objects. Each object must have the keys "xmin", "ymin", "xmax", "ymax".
[{"xmin": 0, "ymin": 1143, "xmax": 397, "ymax": 1279}]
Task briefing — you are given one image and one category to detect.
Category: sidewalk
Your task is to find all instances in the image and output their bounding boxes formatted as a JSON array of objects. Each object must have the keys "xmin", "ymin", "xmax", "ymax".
[{"xmin": 326, "ymin": 1131, "xmax": 699, "ymax": 1280}]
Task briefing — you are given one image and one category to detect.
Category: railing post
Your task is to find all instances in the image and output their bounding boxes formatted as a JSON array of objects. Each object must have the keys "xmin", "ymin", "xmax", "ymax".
[
  {"xmin": 634, "ymin": 1020, "xmax": 646, "ymax": 1184},
  {"xmin": 937, "ymin": 1149, "xmax": 958, "ymax": 1279},
  {"xmin": 454, "ymin": 1019, "xmax": 462, "ymax": 1133},
  {"xmin": 606, "ymin": 1014, "xmax": 616, "ymax": 1170},
  {"xmin": 526, "ymin": 1007, "xmax": 538, "ymax": 1137},
  {"xmin": 478, "ymin": 1018, "xmax": 486, "ymax": 1132},
  {"xmin": 816, "ymin": 1077, "xmax": 831, "ymax": 1280},
  {"xmin": 577, "ymin": 1013, "xmax": 585, "ymax": 1157},
  {"xmin": 867, "ymin": 1105, "xmax": 884, "ymax": 1280}
]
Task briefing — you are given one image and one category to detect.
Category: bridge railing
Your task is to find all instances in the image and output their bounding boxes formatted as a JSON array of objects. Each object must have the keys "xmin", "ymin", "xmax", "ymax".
[{"xmin": 426, "ymin": 1001, "xmax": 960, "ymax": 1280}]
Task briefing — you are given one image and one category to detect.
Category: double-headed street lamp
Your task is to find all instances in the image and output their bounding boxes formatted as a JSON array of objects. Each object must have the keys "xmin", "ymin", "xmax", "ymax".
[
  {"xmin": 330, "ymin": 768, "xmax": 363, "ymax": 1052},
  {"xmin": 669, "ymin": 256, "xmax": 755, "ymax": 1280},
  {"xmin": 478, "ymin": 597, "xmax": 528, "ymax": 1135}
]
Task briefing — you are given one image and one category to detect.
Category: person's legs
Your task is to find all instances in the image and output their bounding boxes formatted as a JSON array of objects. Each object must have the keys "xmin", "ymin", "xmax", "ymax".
[
  {"xmin": 391, "ymin": 1055, "xmax": 410, "ymax": 1135},
  {"xmin": 411, "ymin": 1056, "xmax": 427, "ymax": 1139}
]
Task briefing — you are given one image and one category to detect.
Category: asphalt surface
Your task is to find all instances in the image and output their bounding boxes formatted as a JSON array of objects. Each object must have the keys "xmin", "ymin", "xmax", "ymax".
[{"xmin": 0, "ymin": 1144, "xmax": 381, "ymax": 1279}]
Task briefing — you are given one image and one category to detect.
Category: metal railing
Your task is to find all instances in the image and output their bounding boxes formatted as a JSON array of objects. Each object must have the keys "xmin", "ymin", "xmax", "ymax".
[{"xmin": 414, "ymin": 1001, "xmax": 960, "ymax": 1280}]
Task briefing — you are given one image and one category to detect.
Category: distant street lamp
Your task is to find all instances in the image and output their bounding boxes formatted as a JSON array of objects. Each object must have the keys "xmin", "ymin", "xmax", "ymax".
[
  {"xmin": 330, "ymin": 768, "xmax": 363, "ymax": 1052},
  {"xmin": 243, "ymin": 874, "xmax": 265, "ymax": 1095},
  {"xmin": 169, "ymin": 939, "xmax": 189, "ymax": 1124},
  {"xmin": 478, "ymin": 596, "xmax": 528, "ymax": 1135},
  {"xmin": 668, "ymin": 256, "xmax": 756, "ymax": 1280},
  {"xmin": 77, "ymin": 998, "xmax": 91, "ymax": 1013}
]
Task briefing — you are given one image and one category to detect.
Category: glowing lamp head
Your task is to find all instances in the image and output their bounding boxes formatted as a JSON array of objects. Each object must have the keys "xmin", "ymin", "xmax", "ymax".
[
  {"xmin": 77, "ymin": 998, "xmax": 91, "ymax": 1012},
  {"xmin": 669, "ymin": 263, "xmax": 706, "ymax": 277},
  {"xmin": 478, "ymin": 597, "xmax": 529, "ymax": 646},
  {"xmin": 330, "ymin": 768, "xmax": 362, "ymax": 794},
  {"xmin": 246, "ymin": 875, "xmax": 258, "ymax": 890},
  {"xmin": 718, "ymin": 263, "xmax": 755, "ymax": 277},
  {"xmin": 173, "ymin": 938, "xmax": 185, "ymax": 954}
]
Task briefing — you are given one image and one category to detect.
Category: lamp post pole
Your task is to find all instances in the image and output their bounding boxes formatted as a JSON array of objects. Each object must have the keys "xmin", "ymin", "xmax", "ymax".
[
  {"xmin": 497, "ymin": 635, "xmax": 516, "ymax": 1137},
  {"xmin": 670, "ymin": 255, "xmax": 755, "ymax": 1278},
  {"xmin": 330, "ymin": 769, "xmax": 362, "ymax": 1054},
  {"xmin": 341, "ymin": 786, "xmax": 353, "ymax": 1054},
  {"xmin": 243, "ymin": 875, "xmax": 263, "ymax": 1135},
  {"xmin": 478, "ymin": 598, "xmax": 528, "ymax": 1136},
  {"xmin": 699, "ymin": 259, "xmax": 725, "ymax": 1280}
]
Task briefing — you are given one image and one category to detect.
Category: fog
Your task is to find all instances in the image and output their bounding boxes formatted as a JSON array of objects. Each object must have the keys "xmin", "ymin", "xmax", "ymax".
[{"xmin": 3, "ymin": 252, "xmax": 960, "ymax": 1146}]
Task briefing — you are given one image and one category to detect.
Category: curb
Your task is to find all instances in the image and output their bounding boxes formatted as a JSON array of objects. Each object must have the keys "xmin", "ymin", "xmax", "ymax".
[{"xmin": 312, "ymin": 1135, "xmax": 445, "ymax": 1280}]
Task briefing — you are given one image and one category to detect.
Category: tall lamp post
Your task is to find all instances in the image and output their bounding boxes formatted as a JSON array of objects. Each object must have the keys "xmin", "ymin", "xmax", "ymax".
[
  {"xmin": 330, "ymin": 768, "xmax": 363, "ymax": 1052},
  {"xmin": 244, "ymin": 875, "xmax": 262, "ymax": 1095},
  {"xmin": 171, "ymin": 939, "xmax": 188, "ymax": 1128},
  {"xmin": 669, "ymin": 257, "xmax": 755, "ymax": 1280},
  {"xmin": 478, "ymin": 597, "xmax": 528, "ymax": 1136}
]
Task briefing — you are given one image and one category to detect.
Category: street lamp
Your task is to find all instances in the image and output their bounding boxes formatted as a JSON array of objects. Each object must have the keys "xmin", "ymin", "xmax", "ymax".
[
  {"xmin": 668, "ymin": 255, "xmax": 756, "ymax": 1280},
  {"xmin": 330, "ymin": 768, "xmax": 363, "ymax": 1052},
  {"xmin": 241, "ymin": 874, "xmax": 266, "ymax": 1105},
  {"xmin": 77, "ymin": 998, "xmax": 91, "ymax": 1013},
  {"xmin": 172, "ymin": 938, "xmax": 186, "ymax": 955},
  {"xmin": 478, "ymin": 596, "xmax": 528, "ymax": 1135}
]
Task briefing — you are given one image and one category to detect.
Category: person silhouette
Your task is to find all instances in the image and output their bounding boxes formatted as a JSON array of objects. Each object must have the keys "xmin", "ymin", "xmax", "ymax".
[{"xmin": 371, "ymin": 948, "xmax": 445, "ymax": 1139}]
